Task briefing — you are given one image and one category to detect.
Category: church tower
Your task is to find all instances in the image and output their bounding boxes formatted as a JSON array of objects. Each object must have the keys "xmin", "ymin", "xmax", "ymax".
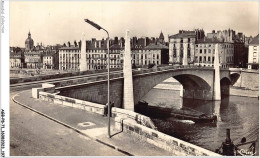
[
  {"xmin": 159, "ymin": 31, "xmax": 165, "ymax": 44},
  {"xmin": 25, "ymin": 31, "xmax": 34, "ymax": 50}
]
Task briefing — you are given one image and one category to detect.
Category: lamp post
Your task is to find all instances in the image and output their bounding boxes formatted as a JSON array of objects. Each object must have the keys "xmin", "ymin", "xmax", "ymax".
[{"xmin": 84, "ymin": 19, "xmax": 111, "ymax": 138}]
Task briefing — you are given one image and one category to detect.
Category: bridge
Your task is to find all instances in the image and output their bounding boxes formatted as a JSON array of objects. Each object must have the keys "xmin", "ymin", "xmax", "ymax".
[
  {"xmin": 31, "ymin": 30, "xmax": 240, "ymax": 112},
  {"xmin": 54, "ymin": 65, "xmax": 236, "ymax": 111}
]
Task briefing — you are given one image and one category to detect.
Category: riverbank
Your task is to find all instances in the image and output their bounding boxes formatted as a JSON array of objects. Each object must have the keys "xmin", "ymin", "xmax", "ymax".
[
  {"xmin": 154, "ymin": 82, "xmax": 259, "ymax": 98},
  {"xmin": 230, "ymin": 87, "xmax": 258, "ymax": 98}
]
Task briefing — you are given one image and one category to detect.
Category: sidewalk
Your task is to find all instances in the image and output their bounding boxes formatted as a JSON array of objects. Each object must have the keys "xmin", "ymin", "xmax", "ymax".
[{"xmin": 13, "ymin": 90, "xmax": 173, "ymax": 156}]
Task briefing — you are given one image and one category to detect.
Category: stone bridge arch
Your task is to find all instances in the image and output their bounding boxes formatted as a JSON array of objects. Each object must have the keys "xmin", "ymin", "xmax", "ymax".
[
  {"xmin": 133, "ymin": 68, "xmax": 229, "ymax": 105},
  {"xmin": 229, "ymin": 72, "xmax": 241, "ymax": 85}
]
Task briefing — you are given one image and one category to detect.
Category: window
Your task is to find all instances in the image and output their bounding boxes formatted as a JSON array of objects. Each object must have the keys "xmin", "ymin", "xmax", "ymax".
[
  {"xmin": 253, "ymin": 46, "xmax": 257, "ymax": 51},
  {"xmin": 200, "ymin": 49, "xmax": 202, "ymax": 53},
  {"xmin": 199, "ymin": 56, "xmax": 202, "ymax": 62},
  {"xmin": 208, "ymin": 49, "xmax": 211, "ymax": 53},
  {"xmin": 204, "ymin": 57, "xmax": 206, "ymax": 62},
  {"xmin": 253, "ymin": 52, "xmax": 257, "ymax": 57},
  {"xmin": 253, "ymin": 58, "xmax": 257, "ymax": 63},
  {"xmin": 208, "ymin": 57, "xmax": 211, "ymax": 62},
  {"xmin": 188, "ymin": 38, "xmax": 190, "ymax": 43},
  {"xmin": 173, "ymin": 49, "xmax": 176, "ymax": 57},
  {"xmin": 196, "ymin": 45, "xmax": 198, "ymax": 47},
  {"xmin": 204, "ymin": 49, "xmax": 207, "ymax": 54}
]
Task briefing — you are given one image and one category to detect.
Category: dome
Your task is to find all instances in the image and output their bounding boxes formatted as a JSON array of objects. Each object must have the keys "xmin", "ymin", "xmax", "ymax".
[
  {"xmin": 25, "ymin": 31, "xmax": 34, "ymax": 50},
  {"xmin": 25, "ymin": 37, "xmax": 34, "ymax": 44},
  {"xmin": 25, "ymin": 31, "xmax": 33, "ymax": 44}
]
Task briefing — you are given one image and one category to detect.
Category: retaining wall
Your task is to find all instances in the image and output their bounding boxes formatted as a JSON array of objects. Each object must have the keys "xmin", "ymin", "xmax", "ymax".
[
  {"xmin": 38, "ymin": 91, "xmax": 105, "ymax": 115},
  {"xmin": 233, "ymin": 71, "xmax": 259, "ymax": 90},
  {"xmin": 112, "ymin": 107, "xmax": 157, "ymax": 130},
  {"xmin": 115, "ymin": 116, "xmax": 221, "ymax": 156}
]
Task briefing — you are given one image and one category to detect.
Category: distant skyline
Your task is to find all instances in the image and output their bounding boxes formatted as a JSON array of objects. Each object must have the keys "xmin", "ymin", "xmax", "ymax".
[{"xmin": 10, "ymin": 1, "xmax": 259, "ymax": 47}]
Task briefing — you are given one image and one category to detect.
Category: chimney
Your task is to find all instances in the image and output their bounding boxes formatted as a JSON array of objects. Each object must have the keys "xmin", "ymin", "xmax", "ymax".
[
  {"xmin": 74, "ymin": 40, "xmax": 78, "ymax": 47},
  {"xmin": 114, "ymin": 37, "xmax": 118, "ymax": 44},
  {"xmin": 78, "ymin": 41, "xmax": 81, "ymax": 48},
  {"xmin": 225, "ymin": 129, "xmax": 231, "ymax": 143},
  {"xmin": 68, "ymin": 41, "xmax": 71, "ymax": 47},
  {"xmin": 212, "ymin": 30, "xmax": 215, "ymax": 33}
]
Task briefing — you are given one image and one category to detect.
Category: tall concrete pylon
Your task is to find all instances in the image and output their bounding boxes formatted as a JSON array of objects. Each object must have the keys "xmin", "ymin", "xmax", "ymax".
[
  {"xmin": 183, "ymin": 43, "xmax": 188, "ymax": 65},
  {"xmin": 80, "ymin": 32, "xmax": 87, "ymax": 71},
  {"xmin": 123, "ymin": 30, "xmax": 135, "ymax": 111},
  {"xmin": 213, "ymin": 44, "xmax": 221, "ymax": 100}
]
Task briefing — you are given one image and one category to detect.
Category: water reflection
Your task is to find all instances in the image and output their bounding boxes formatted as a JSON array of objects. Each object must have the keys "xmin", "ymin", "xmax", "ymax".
[{"xmin": 214, "ymin": 101, "xmax": 221, "ymax": 121}]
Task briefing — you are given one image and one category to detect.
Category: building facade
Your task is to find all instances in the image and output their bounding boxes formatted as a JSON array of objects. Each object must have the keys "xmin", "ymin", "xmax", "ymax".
[
  {"xmin": 194, "ymin": 38, "xmax": 234, "ymax": 68},
  {"xmin": 247, "ymin": 34, "xmax": 259, "ymax": 69},
  {"xmin": 59, "ymin": 33, "xmax": 169, "ymax": 71},
  {"xmin": 42, "ymin": 49, "xmax": 58, "ymax": 69},
  {"xmin": 24, "ymin": 32, "xmax": 45, "ymax": 69},
  {"xmin": 10, "ymin": 47, "xmax": 24, "ymax": 69},
  {"xmin": 168, "ymin": 29, "xmax": 204, "ymax": 65},
  {"xmin": 130, "ymin": 43, "xmax": 169, "ymax": 66},
  {"xmin": 24, "ymin": 50, "xmax": 42, "ymax": 69},
  {"xmin": 59, "ymin": 46, "xmax": 80, "ymax": 70}
]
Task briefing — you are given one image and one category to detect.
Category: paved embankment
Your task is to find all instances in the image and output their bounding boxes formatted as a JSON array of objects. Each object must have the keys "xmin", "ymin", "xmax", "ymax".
[
  {"xmin": 10, "ymin": 92, "xmax": 125, "ymax": 156},
  {"xmin": 230, "ymin": 87, "xmax": 258, "ymax": 98},
  {"xmin": 13, "ymin": 90, "xmax": 173, "ymax": 156}
]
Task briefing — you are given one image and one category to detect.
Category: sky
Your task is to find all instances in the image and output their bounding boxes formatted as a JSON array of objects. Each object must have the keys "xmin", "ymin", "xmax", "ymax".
[{"xmin": 10, "ymin": 1, "xmax": 259, "ymax": 47}]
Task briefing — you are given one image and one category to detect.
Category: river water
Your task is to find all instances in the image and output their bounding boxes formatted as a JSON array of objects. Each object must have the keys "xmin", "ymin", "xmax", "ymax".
[{"xmin": 141, "ymin": 79, "xmax": 259, "ymax": 152}]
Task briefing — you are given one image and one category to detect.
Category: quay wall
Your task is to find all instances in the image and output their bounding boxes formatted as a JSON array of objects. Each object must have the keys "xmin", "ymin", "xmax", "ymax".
[
  {"xmin": 233, "ymin": 71, "xmax": 259, "ymax": 90},
  {"xmin": 114, "ymin": 116, "xmax": 220, "ymax": 156}
]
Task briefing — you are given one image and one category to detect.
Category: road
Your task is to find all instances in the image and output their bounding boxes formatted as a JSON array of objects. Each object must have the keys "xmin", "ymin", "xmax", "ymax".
[{"xmin": 10, "ymin": 89, "xmax": 125, "ymax": 156}]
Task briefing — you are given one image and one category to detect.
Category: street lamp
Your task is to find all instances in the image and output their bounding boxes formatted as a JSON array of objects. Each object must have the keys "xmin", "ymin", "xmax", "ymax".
[{"xmin": 84, "ymin": 19, "xmax": 111, "ymax": 138}]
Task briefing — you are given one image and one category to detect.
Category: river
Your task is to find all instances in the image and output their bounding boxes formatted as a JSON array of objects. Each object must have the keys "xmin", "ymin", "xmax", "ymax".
[{"xmin": 141, "ymin": 79, "xmax": 259, "ymax": 152}]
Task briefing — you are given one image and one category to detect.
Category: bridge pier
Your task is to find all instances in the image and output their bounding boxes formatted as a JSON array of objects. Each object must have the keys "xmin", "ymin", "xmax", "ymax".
[{"xmin": 221, "ymin": 84, "xmax": 230, "ymax": 96}]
